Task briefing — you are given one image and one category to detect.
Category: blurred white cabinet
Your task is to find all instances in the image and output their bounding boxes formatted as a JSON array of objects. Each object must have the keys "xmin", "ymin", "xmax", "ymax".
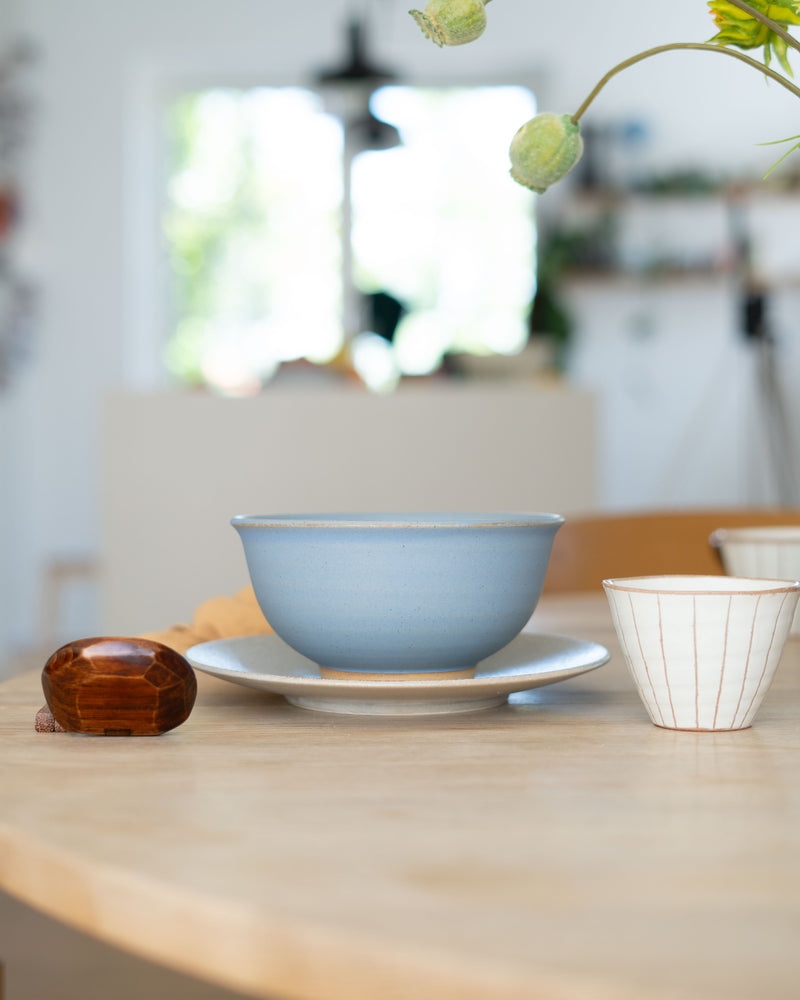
[
  {"xmin": 101, "ymin": 383, "xmax": 597, "ymax": 634},
  {"xmin": 555, "ymin": 188, "xmax": 800, "ymax": 510}
]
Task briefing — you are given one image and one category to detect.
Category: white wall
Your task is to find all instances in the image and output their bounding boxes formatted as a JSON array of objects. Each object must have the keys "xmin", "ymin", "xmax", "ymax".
[
  {"xmin": 2, "ymin": 0, "xmax": 800, "ymax": 654},
  {"xmin": 0, "ymin": 0, "xmax": 23, "ymax": 661}
]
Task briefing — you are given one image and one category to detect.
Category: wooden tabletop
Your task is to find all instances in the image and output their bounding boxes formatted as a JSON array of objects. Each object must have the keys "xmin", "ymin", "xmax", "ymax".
[{"xmin": 1, "ymin": 593, "xmax": 799, "ymax": 1000}]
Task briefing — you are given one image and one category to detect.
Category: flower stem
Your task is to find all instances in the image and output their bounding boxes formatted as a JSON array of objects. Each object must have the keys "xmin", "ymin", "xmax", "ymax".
[
  {"xmin": 571, "ymin": 42, "xmax": 800, "ymax": 124},
  {"xmin": 720, "ymin": 0, "xmax": 800, "ymax": 57}
]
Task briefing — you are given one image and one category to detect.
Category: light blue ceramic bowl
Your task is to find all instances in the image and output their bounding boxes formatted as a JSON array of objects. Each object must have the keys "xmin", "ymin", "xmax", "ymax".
[{"xmin": 231, "ymin": 513, "xmax": 563, "ymax": 679}]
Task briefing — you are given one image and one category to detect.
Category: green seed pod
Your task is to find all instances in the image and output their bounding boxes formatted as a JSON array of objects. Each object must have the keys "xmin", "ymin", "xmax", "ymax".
[
  {"xmin": 509, "ymin": 113, "xmax": 584, "ymax": 194},
  {"xmin": 409, "ymin": 0, "xmax": 488, "ymax": 47}
]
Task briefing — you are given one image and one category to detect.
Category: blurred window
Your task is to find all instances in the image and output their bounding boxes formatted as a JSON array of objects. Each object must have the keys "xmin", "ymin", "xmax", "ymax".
[{"xmin": 163, "ymin": 84, "xmax": 536, "ymax": 394}]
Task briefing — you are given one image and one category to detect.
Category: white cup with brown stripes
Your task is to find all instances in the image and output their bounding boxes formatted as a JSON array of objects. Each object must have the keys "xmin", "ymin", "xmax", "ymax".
[
  {"xmin": 603, "ymin": 575, "xmax": 800, "ymax": 732},
  {"xmin": 711, "ymin": 526, "xmax": 800, "ymax": 635}
]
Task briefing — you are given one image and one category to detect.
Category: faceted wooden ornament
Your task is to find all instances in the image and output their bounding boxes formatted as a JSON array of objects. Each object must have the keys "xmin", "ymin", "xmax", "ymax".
[{"xmin": 42, "ymin": 637, "xmax": 197, "ymax": 736}]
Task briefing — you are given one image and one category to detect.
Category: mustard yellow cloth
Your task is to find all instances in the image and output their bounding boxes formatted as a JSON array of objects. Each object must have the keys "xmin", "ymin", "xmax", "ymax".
[{"xmin": 141, "ymin": 586, "xmax": 272, "ymax": 654}]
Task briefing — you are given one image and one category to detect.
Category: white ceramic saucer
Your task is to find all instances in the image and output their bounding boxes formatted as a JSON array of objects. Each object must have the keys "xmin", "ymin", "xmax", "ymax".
[{"xmin": 185, "ymin": 632, "xmax": 609, "ymax": 716}]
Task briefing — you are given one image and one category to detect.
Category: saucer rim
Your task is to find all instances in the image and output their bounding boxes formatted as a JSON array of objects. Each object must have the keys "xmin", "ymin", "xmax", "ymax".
[{"xmin": 185, "ymin": 631, "xmax": 609, "ymax": 703}]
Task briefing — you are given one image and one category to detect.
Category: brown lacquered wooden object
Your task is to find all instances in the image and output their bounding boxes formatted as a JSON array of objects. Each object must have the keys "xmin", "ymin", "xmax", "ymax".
[{"xmin": 42, "ymin": 637, "xmax": 197, "ymax": 736}]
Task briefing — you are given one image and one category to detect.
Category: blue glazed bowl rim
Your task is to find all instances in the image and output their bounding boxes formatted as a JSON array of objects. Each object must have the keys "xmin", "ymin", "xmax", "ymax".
[{"xmin": 231, "ymin": 512, "xmax": 564, "ymax": 530}]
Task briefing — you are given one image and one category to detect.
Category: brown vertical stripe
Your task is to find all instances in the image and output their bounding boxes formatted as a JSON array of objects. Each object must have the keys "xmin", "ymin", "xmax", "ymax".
[
  {"xmin": 610, "ymin": 596, "xmax": 639, "ymax": 702},
  {"xmin": 731, "ymin": 594, "xmax": 761, "ymax": 730},
  {"xmin": 657, "ymin": 594, "xmax": 677, "ymax": 727},
  {"xmin": 628, "ymin": 592, "xmax": 665, "ymax": 727},
  {"xmin": 739, "ymin": 591, "xmax": 792, "ymax": 727},
  {"xmin": 712, "ymin": 595, "xmax": 732, "ymax": 730}
]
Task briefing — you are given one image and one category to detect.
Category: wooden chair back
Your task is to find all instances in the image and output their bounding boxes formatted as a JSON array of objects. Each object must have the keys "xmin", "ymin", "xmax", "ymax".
[{"xmin": 543, "ymin": 508, "xmax": 800, "ymax": 593}]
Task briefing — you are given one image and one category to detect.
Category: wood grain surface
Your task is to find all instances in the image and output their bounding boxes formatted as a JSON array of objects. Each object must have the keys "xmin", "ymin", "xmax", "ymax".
[{"xmin": 1, "ymin": 594, "xmax": 799, "ymax": 1000}]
